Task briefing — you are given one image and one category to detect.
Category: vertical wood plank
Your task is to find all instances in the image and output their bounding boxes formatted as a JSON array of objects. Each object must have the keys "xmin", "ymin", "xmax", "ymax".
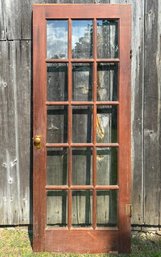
[
  {"xmin": 144, "ymin": 0, "xmax": 161, "ymax": 226},
  {"xmin": 0, "ymin": 41, "xmax": 31, "ymax": 225},
  {"xmin": 0, "ymin": 0, "xmax": 6, "ymax": 40},
  {"xmin": 110, "ymin": 0, "xmax": 145, "ymax": 225},
  {"xmin": 130, "ymin": 0, "xmax": 145, "ymax": 226},
  {"xmin": 16, "ymin": 40, "xmax": 31, "ymax": 224}
]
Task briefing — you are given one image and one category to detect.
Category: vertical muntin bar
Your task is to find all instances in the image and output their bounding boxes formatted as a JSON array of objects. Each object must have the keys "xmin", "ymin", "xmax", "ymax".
[
  {"xmin": 92, "ymin": 18, "xmax": 97, "ymax": 229},
  {"xmin": 68, "ymin": 18, "xmax": 72, "ymax": 229}
]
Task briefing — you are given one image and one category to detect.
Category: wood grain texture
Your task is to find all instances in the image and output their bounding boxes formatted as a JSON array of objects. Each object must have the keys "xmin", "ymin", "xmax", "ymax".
[
  {"xmin": 0, "ymin": 41, "xmax": 31, "ymax": 225},
  {"xmin": 110, "ymin": 0, "xmax": 144, "ymax": 226},
  {"xmin": 45, "ymin": 229, "xmax": 118, "ymax": 253},
  {"xmin": 129, "ymin": 0, "xmax": 145, "ymax": 226},
  {"xmin": 144, "ymin": 0, "xmax": 161, "ymax": 226}
]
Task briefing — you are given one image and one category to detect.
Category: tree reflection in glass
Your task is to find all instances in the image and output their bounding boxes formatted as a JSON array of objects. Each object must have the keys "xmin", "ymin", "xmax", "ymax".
[{"xmin": 72, "ymin": 20, "xmax": 93, "ymax": 59}]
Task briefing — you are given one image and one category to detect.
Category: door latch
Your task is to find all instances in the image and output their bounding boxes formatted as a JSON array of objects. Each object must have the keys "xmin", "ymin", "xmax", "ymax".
[{"xmin": 33, "ymin": 135, "xmax": 41, "ymax": 149}]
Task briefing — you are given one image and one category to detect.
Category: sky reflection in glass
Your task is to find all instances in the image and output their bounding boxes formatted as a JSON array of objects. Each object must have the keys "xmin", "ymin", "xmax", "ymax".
[{"xmin": 47, "ymin": 20, "xmax": 68, "ymax": 59}]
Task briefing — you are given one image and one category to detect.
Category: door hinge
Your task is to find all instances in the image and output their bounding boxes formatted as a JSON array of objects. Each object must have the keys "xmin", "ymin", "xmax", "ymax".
[
  {"xmin": 126, "ymin": 204, "xmax": 132, "ymax": 218},
  {"xmin": 130, "ymin": 50, "xmax": 132, "ymax": 59}
]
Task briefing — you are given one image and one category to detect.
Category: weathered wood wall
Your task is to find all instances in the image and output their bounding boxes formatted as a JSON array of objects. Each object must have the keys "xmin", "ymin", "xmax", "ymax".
[{"xmin": 0, "ymin": 0, "xmax": 161, "ymax": 227}]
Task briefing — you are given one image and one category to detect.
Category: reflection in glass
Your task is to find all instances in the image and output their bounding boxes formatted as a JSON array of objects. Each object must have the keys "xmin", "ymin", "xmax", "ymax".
[
  {"xmin": 72, "ymin": 106, "xmax": 93, "ymax": 143},
  {"xmin": 47, "ymin": 106, "xmax": 68, "ymax": 143},
  {"xmin": 97, "ymin": 20, "xmax": 118, "ymax": 58},
  {"xmin": 72, "ymin": 63, "xmax": 93, "ymax": 101},
  {"xmin": 96, "ymin": 105, "xmax": 117, "ymax": 143},
  {"xmin": 96, "ymin": 148, "xmax": 117, "ymax": 185},
  {"xmin": 47, "ymin": 20, "xmax": 68, "ymax": 59},
  {"xmin": 47, "ymin": 191, "xmax": 68, "ymax": 227},
  {"xmin": 72, "ymin": 20, "xmax": 93, "ymax": 58},
  {"xmin": 96, "ymin": 190, "xmax": 117, "ymax": 227},
  {"xmin": 47, "ymin": 64, "xmax": 68, "ymax": 101},
  {"xmin": 72, "ymin": 148, "xmax": 92, "ymax": 185},
  {"xmin": 72, "ymin": 191, "xmax": 92, "ymax": 227},
  {"xmin": 97, "ymin": 64, "xmax": 118, "ymax": 101},
  {"xmin": 47, "ymin": 148, "xmax": 68, "ymax": 185}
]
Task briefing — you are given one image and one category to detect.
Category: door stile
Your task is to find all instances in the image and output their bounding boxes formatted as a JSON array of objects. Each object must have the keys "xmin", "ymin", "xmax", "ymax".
[
  {"xmin": 118, "ymin": 9, "xmax": 131, "ymax": 253},
  {"xmin": 33, "ymin": 6, "xmax": 47, "ymax": 252}
]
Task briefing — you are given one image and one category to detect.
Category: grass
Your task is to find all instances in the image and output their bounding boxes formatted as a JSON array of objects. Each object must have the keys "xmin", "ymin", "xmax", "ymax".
[{"xmin": 0, "ymin": 228, "xmax": 161, "ymax": 257}]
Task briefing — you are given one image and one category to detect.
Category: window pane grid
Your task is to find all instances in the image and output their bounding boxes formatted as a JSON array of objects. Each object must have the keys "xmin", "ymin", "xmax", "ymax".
[
  {"xmin": 46, "ymin": 188, "xmax": 118, "ymax": 229},
  {"xmin": 46, "ymin": 17, "xmax": 119, "ymax": 230}
]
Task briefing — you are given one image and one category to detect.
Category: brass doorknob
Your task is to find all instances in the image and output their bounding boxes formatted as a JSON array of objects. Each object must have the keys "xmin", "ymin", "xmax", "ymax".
[{"xmin": 33, "ymin": 135, "xmax": 41, "ymax": 149}]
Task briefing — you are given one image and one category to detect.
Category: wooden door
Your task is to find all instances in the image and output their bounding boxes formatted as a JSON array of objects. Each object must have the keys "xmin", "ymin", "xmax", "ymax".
[{"xmin": 33, "ymin": 4, "xmax": 131, "ymax": 253}]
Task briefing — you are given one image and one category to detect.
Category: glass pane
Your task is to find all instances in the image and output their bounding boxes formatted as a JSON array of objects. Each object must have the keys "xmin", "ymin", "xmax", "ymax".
[
  {"xmin": 47, "ymin": 20, "xmax": 68, "ymax": 59},
  {"xmin": 72, "ymin": 106, "xmax": 92, "ymax": 143},
  {"xmin": 47, "ymin": 148, "xmax": 68, "ymax": 185},
  {"xmin": 97, "ymin": 63, "xmax": 118, "ymax": 101},
  {"xmin": 97, "ymin": 20, "xmax": 118, "ymax": 58},
  {"xmin": 72, "ymin": 20, "xmax": 93, "ymax": 58},
  {"xmin": 97, "ymin": 148, "xmax": 117, "ymax": 185},
  {"xmin": 47, "ymin": 63, "xmax": 68, "ymax": 101},
  {"xmin": 97, "ymin": 190, "xmax": 117, "ymax": 227},
  {"xmin": 72, "ymin": 63, "xmax": 93, "ymax": 101},
  {"xmin": 72, "ymin": 191, "xmax": 92, "ymax": 227},
  {"xmin": 96, "ymin": 105, "xmax": 117, "ymax": 143},
  {"xmin": 47, "ymin": 191, "xmax": 68, "ymax": 227},
  {"xmin": 47, "ymin": 106, "xmax": 68, "ymax": 143},
  {"xmin": 72, "ymin": 148, "xmax": 92, "ymax": 185}
]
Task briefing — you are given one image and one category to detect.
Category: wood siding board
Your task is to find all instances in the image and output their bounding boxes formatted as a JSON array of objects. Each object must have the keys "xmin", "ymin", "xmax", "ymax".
[
  {"xmin": 129, "ymin": 0, "xmax": 144, "ymax": 225},
  {"xmin": 158, "ymin": 1, "xmax": 161, "ymax": 227},
  {"xmin": 0, "ymin": 0, "xmax": 6, "ymax": 40},
  {"xmin": 16, "ymin": 40, "xmax": 31, "ymax": 224},
  {"xmin": 144, "ymin": 0, "xmax": 161, "ymax": 226},
  {"xmin": 0, "ymin": 41, "xmax": 19, "ymax": 225},
  {"xmin": 0, "ymin": 41, "xmax": 31, "ymax": 225},
  {"xmin": 110, "ymin": 0, "xmax": 145, "ymax": 225}
]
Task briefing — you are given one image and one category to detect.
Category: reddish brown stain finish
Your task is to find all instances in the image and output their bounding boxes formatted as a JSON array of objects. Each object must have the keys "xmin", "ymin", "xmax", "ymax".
[
  {"xmin": 45, "ymin": 230, "xmax": 119, "ymax": 253},
  {"xmin": 33, "ymin": 4, "xmax": 131, "ymax": 253}
]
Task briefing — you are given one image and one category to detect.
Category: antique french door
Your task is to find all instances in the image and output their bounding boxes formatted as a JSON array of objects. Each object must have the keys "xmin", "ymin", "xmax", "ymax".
[{"xmin": 33, "ymin": 4, "xmax": 131, "ymax": 253}]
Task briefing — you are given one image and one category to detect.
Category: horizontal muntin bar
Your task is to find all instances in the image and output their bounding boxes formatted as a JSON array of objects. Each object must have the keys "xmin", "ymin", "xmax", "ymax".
[
  {"xmin": 46, "ymin": 101, "xmax": 119, "ymax": 106},
  {"xmin": 46, "ymin": 143, "xmax": 69, "ymax": 148},
  {"xmin": 96, "ymin": 59, "xmax": 119, "ymax": 63},
  {"xmin": 95, "ymin": 143, "xmax": 119, "ymax": 147},
  {"xmin": 46, "ymin": 59, "xmax": 68, "ymax": 63},
  {"xmin": 46, "ymin": 58, "xmax": 120, "ymax": 63},
  {"xmin": 46, "ymin": 143, "xmax": 119, "ymax": 148},
  {"xmin": 45, "ymin": 185, "xmax": 119, "ymax": 190}
]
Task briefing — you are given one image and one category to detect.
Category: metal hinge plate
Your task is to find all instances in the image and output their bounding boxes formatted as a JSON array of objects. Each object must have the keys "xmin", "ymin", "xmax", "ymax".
[{"xmin": 126, "ymin": 204, "xmax": 132, "ymax": 217}]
